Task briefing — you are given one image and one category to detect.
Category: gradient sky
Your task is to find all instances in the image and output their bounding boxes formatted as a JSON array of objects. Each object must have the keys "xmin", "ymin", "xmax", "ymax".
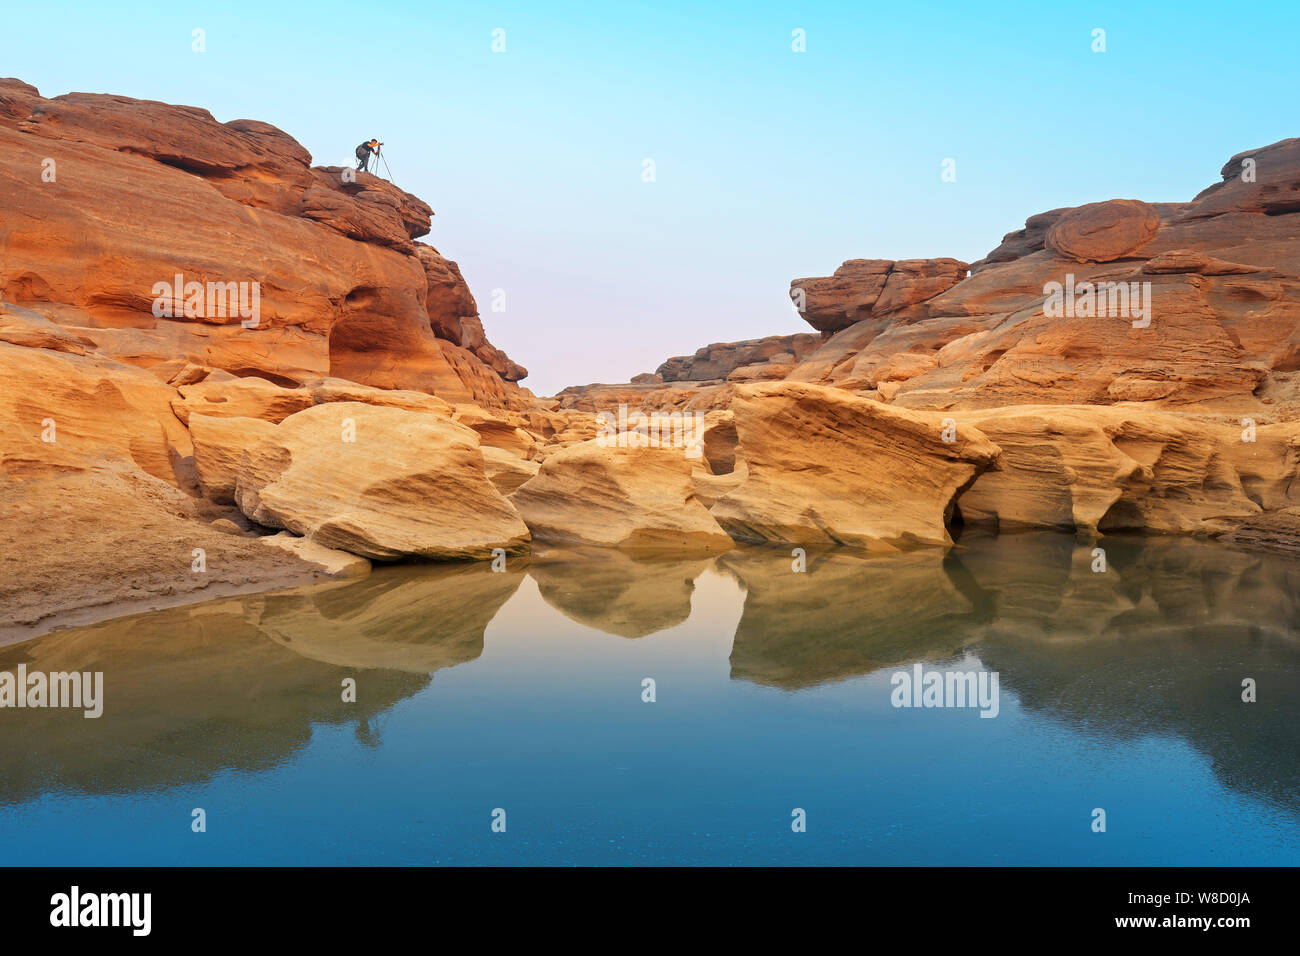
[{"xmin": 4, "ymin": 1, "xmax": 1296, "ymax": 394}]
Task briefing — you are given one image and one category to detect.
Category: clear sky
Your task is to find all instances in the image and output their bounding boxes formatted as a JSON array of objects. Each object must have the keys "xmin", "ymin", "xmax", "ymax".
[{"xmin": 4, "ymin": 1, "xmax": 1296, "ymax": 394}]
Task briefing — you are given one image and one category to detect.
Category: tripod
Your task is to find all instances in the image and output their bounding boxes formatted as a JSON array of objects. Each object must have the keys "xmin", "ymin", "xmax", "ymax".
[{"xmin": 373, "ymin": 144, "xmax": 395, "ymax": 183}]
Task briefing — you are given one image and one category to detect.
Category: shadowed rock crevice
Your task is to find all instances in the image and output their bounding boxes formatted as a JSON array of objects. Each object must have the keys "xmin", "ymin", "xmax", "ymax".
[{"xmin": 702, "ymin": 419, "xmax": 738, "ymax": 475}]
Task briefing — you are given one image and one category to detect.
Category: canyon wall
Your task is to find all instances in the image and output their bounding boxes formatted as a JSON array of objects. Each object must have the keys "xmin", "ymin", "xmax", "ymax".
[
  {"xmin": 4, "ymin": 77, "xmax": 1299, "ymax": 639},
  {"xmin": 0, "ymin": 78, "xmax": 527, "ymax": 406},
  {"xmin": 559, "ymin": 138, "xmax": 1300, "ymax": 551}
]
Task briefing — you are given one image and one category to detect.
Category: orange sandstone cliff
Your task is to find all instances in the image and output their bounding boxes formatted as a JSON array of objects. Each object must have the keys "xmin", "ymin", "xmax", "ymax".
[
  {"xmin": 0, "ymin": 79, "xmax": 544, "ymax": 638},
  {"xmin": 0, "ymin": 78, "xmax": 527, "ymax": 404}
]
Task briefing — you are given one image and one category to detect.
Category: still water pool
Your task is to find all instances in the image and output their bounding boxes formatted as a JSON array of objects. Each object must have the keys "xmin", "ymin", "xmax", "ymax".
[{"xmin": 1, "ymin": 531, "xmax": 1296, "ymax": 865}]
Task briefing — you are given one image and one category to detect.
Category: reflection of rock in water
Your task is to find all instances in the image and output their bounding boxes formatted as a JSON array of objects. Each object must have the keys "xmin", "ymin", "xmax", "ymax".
[
  {"xmin": 952, "ymin": 529, "xmax": 1300, "ymax": 642},
  {"xmin": 530, "ymin": 548, "xmax": 714, "ymax": 638},
  {"xmin": 248, "ymin": 561, "xmax": 526, "ymax": 672},
  {"xmin": 950, "ymin": 526, "xmax": 1300, "ymax": 642},
  {"xmin": 957, "ymin": 530, "xmax": 1300, "ymax": 813},
  {"xmin": 981, "ymin": 627, "xmax": 1300, "ymax": 813},
  {"xmin": 721, "ymin": 547, "xmax": 991, "ymax": 688},
  {"xmin": 0, "ymin": 596, "xmax": 429, "ymax": 803},
  {"xmin": 5, "ymin": 532, "xmax": 1294, "ymax": 818},
  {"xmin": 723, "ymin": 529, "xmax": 1299, "ymax": 813}
]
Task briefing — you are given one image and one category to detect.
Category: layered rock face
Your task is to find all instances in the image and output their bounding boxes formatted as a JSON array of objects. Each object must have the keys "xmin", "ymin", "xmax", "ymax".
[
  {"xmin": 0, "ymin": 78, "xmax": 527, "ymax": 407},
  {"xmin": 498, "ymin": 380, "xmax": 1008, "ymax": 556},
  {"xmin": 415, "ymin": 246, "xmax": 528, "ymax": 383},
  {"xmin": 787, "ymin": 140, "xmax": 1300, "ymax": 414},
  {"xmin": 7, "ymin": 75, "xmax": 1300, "ymax": 641},
  {"xmin": 511, "ymin": 443, "xmax": 734, "ymax": 551},
  {"xmin": 791, "ymin": 258, "xmax": 971, "ymax": 333},
  {"xmin": 230, "ymin": 403, "xmax": 531, "ymax": 560},
  {"xmin": 0, "ymin": 349, "xmax": 329, "ymax": 639},
  {"xmin": 654, "ymin": 334, "xmax": 822, "ymax": 383},
  {"xmin": 0, "ymin": 79, "xmax": 548, "ymax": 637},
  {"xmin": 954, "ymin": 406, "xmax": 1300, "ymax": 539},
  {"xmin": 555, "ymin": 137, "xmax": 1300, "ymax": 553},
  {"xmin": 709, "ymin": 383, "xmax": 999, "ymax": 550}
]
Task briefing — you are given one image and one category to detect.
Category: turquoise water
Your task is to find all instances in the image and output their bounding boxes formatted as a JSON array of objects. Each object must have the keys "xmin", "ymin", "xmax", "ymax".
[{"xmin": 1, "ymin": 531, "xmax": 1296, "ymax": 865}]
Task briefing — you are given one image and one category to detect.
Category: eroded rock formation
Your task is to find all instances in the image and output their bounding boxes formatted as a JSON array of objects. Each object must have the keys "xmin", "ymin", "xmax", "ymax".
[
  {"xmin": 0, "ymin": 78, "xmax": 527, "ymax": 406},
  {"xmin": 231, "ymin": 403, "xmax": 531, "ymax": 560},
  {"xmin": 6, "ymin": 74, "xmax": 1300, "ymax": 641},
  {"xmin": 654, "ymin": 333, "xmax": 822, "ymax": 383},
  {"xmin": 791, "ymin": 258, "xmax": 971, "ymax": 333},
  {"xmin": 511, "ymin": 442, "xmax": 734, "ymax": 551},
  {"xmin": 708, "ymin": 383, "xmax": 1000, "ymax": 550},
  {"xmin": 785, "ymin": 151, "xmax": 1300, "ymax": 414},
  {"xmin": 0, "ymin": 78, "xmax": 544, "ymax": 636},
  {"xmin": 556, "ymin": 136, "xmax": 1300, "ymax": 554}
]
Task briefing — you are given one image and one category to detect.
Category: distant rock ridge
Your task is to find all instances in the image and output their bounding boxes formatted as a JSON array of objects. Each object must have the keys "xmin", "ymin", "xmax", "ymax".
[
  {"xmin": 791, "ymin": 258, "xmax": 972, "ymax": 333},
  {"xmin": 568, "ymin": 136, "xmax": 1300, "ymax": 420},
  {"xmin": 652, "ymin": 333, "xmax": 823, "ymax": 383},
  {"xmin": 783, "ymin": 162, "xmax": 1300, "ymax": 410}
]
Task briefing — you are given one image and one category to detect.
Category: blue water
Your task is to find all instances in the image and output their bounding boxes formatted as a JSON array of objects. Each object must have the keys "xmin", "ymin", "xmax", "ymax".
[{"xmin": 1, "ymin": 531, "xmax": 1296, "ymax": 865}]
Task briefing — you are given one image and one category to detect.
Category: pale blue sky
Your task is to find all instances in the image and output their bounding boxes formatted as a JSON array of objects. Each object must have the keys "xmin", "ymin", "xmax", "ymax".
[{"xmin": 4, "ymin": 1, "xmax": 1295, "ymax": 394}]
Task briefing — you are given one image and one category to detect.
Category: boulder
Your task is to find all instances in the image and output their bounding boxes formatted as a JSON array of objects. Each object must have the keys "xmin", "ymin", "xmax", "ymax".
[
  {"xmin": 709, "ymin": 382, "xmax": 1000, "ymax": 550},
  {"xmin": 452, "ymin": 404, "xmax": 537, "ymax": 457},
  {"xmin": 189, "ymin": 413, "xmax": 278, "ymax": 504},
  {"xmin": 511, "ymin": 441, "xmax": 734, "ymax": 551},
  {"xmin": 791, "ymin": 258, "xmax": 969, "ymax": 332},
  {"xmin": 1044, "ymin": 199, "xmax": 1161, "ymax": 262},
  {"xmin": 480, "ymin": 445, "xmax": 541, "ymax": 495},
  {"xmin": 172, "ymin": 376, "xmax": 314, "ymax": 424},
  {"xmin": 233, "ymin": 403, "xmax": 530, "ymax": 560}
]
